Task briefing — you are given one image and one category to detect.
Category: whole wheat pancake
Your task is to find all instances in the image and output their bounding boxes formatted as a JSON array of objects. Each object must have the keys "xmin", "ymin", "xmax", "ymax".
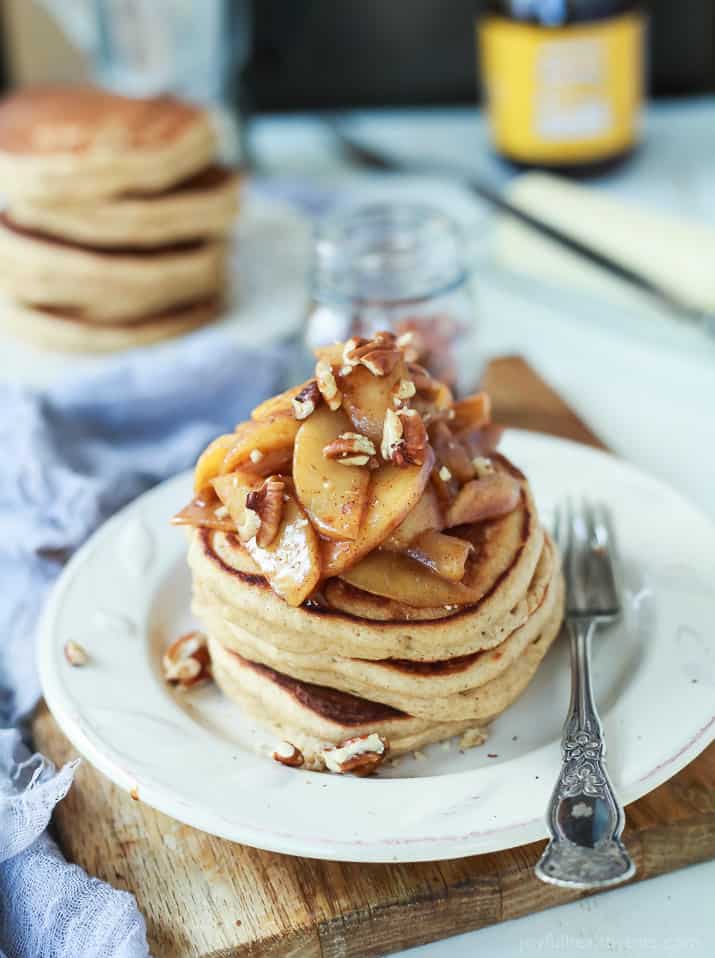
[
  {"xmin": 194, "ymin": 544, "xmax": 563, "ymax": 721},
  {"xmin": 188, "ymin": 472, "xmax": 544, "ymax": 661},
  {"xmin": 8, "ymin": 166, "xmax": 241, "ymax": 249},
  {"xmin": 194, "ymin": 538, "xmax": 558, "ymax": 709},
  {"xmin": 0, "ymin": 87, "xmax": 216, "ymax": 203},
  {"xmin": 0, "ymin": 214, "xmax": 225, "ymax": 322},
  {"xmin": 175, "ymin": 330, "xmax": 564, "ymax": 769},
  {"xmin": 0, "ymin": 297, "xmax": 219, "ymax": 353},
  {"xmin": 208, "ymin": 638, "xmax": 486, "ymax": 766}
]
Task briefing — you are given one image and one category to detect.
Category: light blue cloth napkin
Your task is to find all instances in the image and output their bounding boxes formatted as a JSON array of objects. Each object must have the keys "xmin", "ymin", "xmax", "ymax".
[{"xmin": 0, "ymin": 328, "xmax": 289, "ymax": 958}]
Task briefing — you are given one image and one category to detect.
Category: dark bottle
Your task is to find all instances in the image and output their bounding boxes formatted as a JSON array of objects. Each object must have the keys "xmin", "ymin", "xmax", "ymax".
[{"xmin": 478, "ymin": 1, "xmax": 646, "ymax": 175}]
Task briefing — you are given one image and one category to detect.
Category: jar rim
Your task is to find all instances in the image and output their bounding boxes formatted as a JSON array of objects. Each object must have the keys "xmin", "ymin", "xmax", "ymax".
[{"xmin": 312, "ymin": 202, "xmax": 468, "ymax": 306}]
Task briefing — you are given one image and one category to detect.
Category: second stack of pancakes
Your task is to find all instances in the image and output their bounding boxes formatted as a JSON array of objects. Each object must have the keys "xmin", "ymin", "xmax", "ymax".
[
  {"xmin": 177, "ymin": 331, "xmax": 564, "ymax": 771},
  {"xmin": 0, "ymin": 86, "xmax": 240, "ymax": 351}
]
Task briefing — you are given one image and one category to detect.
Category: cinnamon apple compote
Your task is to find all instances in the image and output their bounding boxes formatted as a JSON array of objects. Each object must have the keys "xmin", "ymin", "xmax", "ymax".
[{"xmin": 173, "ymin": 331, "xmax": 521, "ymax": 607}]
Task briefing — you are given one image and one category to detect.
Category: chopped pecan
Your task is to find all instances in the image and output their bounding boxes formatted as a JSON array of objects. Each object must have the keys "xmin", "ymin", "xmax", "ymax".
[
  {"xmin": 64, "ymin": 639, "xmax": 88, "ymax": 667},
  {"xmin": 292, "ymin": 380, "xmax": 321, "ymax": 420},
  {"xmin": 323, "ymin": 432, "xmax": 377, "ymax": 466},
  {"xmin": 342, "ymin": 336, "xmax": 369, "ymax": 367},
  {"xmin": 343, "ymin": 333, "xmax": 401, "ymax": 377},
  {"xmin": 162, "ymin": 631, "xmax": 211, "ymax": 689},
  {"xmin": 472, "ymin": 456, "xmax": 495, "ymax": 479},
  {"xmin": 380, "ymin": 407, "xmax": 403, "ymax": 462},
  {"xmin": 392, "ymin": 377, "xmax": 416, "ymax": 406},
  {"xmin": 243, "ymin": 475, "xmax": 285, "ymax": 547},
  {"xmin": 360, "ymin": 348, "xmax": 401, "ymax": 377},
  {"xmin": 273, "ymin": 741, "xmax": 305, "ymax": 768},
  {"xmin": 315, "ymin": 360, "xmax": 342, "ymax": 410},
  {"xmin": 322, "ymin": 733, "xmax": 389, "ymax": 776},
  {"xmin": 381, "ymin": 408, "xmax": 428, "ymax": 466}
]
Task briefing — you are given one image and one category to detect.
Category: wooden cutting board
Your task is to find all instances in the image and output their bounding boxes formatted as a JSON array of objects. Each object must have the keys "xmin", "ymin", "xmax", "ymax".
[{"xmin": 32, "ymin": 356, "xmax": 715, "ymax": 958}]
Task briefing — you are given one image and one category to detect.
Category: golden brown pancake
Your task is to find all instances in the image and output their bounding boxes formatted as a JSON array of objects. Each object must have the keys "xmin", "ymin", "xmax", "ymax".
[
  {"xmin": 0, "ymin": 87, "xmax": 216, "ymax": 202},
  {"xmin": 208, "ymin": 639, "xmax": 488, "ymax": 767},
  {"xmin": 0, "ymin": 214, "xmax": 225, "ymax": 322},
  {"xmin": 188, "ymin": 460, "xmax": 544, "ymax": 661},
  {"xmin": 0, "ymin": 297, "xmax": 219, "ymax": 353},
  {"xmin": 197, "ymin": 539, "xmax": 563, "ymax": 719},
  {"xmin": 7, "ymin": 166, "xmax": 241, "ymax": 249}
]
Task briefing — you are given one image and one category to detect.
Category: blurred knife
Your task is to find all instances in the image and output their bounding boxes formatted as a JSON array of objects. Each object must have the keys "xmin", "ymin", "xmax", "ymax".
[{"xmin": 334, "ymin": 127, "xmax": 714, "ymax": 336}]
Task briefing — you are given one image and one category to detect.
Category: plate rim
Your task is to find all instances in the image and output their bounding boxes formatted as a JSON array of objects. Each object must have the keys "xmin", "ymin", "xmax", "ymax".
[{"xmin": 37, "ymin": 430, "xmax": 715, "ymax": 862}]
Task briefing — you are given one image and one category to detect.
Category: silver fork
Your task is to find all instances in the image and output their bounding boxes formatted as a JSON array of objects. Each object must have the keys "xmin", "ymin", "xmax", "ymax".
[{"xmin": 535, "ymin": 499, "xmax": 636, "ymax": 889}]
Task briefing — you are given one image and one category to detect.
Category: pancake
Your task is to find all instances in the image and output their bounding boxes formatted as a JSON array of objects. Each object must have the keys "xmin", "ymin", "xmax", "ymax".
[
  {"xmin": 194, "ymin": 538, "xmax": 559, "ymax": 711},
  {"xmin": 187, "ymin": 464, "xmax": 544, "ymax": 661},
  {"xmin": 0, "ymin": 214, "xmax": 225, "ymax": 322},
  {"xmin": 0, "ymin": 87, "xmax": 216, "ymax": 203},
  {"xmin": 0, "ymin": 297, "xmax": 219, "ymax": 353},
  {"xmin": 7, "ymin": 166, "xmax": 242, "ymax": 249},
  {"xmin": 208, "ymin": 596, "xmax": 562, "ymax": 762},
  {"xmin": 178, "ymin": 330, "xmax": 564, "ymax": 770},
  {"xmin": 208, "ymin": 639, "xmax": 487, "ymax": 767}
]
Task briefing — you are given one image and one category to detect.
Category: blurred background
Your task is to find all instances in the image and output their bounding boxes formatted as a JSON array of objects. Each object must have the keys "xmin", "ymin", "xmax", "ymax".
[{"xmin": 2, "ymin": 1, "xmax": 714, "ymax": 110}]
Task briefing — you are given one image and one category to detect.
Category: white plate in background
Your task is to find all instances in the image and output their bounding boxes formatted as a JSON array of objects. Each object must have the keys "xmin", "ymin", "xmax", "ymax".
[{"xmin": 0, "ymin": 190, "xmax": 312, "ymax": 388}]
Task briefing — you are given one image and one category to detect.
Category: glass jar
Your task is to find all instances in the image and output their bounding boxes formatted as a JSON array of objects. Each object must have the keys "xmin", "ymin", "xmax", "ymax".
[{"xmin": 305, "ymin": 204, "xmax": 479, "ymax": 394}]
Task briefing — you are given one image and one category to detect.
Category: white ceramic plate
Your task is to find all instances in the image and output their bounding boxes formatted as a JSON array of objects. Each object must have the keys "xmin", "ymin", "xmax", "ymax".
[
  {"xmin": 0, "ymin": 189, "xmax": 311, "ymax": 388},
  {"xmin": 38, "ymin": 431, "xmax": 715, "ymax": 863}
]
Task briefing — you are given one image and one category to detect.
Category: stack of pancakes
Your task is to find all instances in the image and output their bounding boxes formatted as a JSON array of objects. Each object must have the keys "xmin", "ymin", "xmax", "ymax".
[
  {"xmin": 175, "ymin": 332, "xmax": 564, "ymax": 772},
  {"xmin": 0, "ymin": 87, "xmax": 240, "ymax": 351}
]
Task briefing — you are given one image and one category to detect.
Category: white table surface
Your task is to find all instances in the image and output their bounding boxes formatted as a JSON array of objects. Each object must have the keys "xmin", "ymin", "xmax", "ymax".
[{"xmin": 250, "ymin": 100, "xmax": 715, "ymax": 957}]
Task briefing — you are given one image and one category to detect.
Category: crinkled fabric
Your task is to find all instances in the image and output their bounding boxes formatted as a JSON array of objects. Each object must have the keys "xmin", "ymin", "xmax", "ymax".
[{"xmin": 0, "ymin": 327, "xmax": 290, "ymax": 957}]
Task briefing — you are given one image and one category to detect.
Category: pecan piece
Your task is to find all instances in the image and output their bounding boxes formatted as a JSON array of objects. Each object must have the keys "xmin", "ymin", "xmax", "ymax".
[
  {"xmin": 472, "ymin": 456, "xmax": 495, "ymax": 479},
  {"xmin": 315, "ymin": 360, "xmax": 342, "ymax": 410},
  {"xmin": 243, "ymin": 475, "xmax": 285, "ymax": 547},
  {"xmin": 162, "ymin": 631, "xmax": 211, "ymax": 689},
  {"xmin": 392, "ymin": 377, "xmax": 416, "ymax": 406},
  {"xmin": 380, "ymin": 408, "xmax": 428, "ymax": 466},
  {"xmin": 322, "ymin": 733, "xmax": 389, "ymax": 776},
  {"xmin": 292, "ymin": 380, "xmax": 321, "ymax": 420},
  {"xmin": 273, "ymin": 741, "xmax": 305, "ymax": 768},
  {"xmin": 64, "ymin": 639, "xmax": 88, "ymax": 667},
  {"xmin": 343, "ymin": 334, "xmax": 401, "ymax": 377},
  {"xmin": 323, "ymin": 432, "xmax": 376, "ymax": 466}
]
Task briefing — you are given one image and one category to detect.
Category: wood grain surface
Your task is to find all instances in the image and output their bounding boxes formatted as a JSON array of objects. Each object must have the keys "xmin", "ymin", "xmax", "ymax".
[{"xmin": 32, "ymin": 356, "xmax": 715, "ymax": 958}]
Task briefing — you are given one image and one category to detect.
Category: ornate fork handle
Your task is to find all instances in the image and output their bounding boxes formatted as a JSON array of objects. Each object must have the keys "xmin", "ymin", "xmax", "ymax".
[{"xmin": 536, "ymin": 618, "xmax": 635, "ymax": 888}]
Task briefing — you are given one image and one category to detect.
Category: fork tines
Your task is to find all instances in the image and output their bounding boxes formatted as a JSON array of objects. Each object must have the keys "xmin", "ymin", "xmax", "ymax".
[{"xmin": 553, "ymin": 499, "xmax": 621, "ymax": 620}]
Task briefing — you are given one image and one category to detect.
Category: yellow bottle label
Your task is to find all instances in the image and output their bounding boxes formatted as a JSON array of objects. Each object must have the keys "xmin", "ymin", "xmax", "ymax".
[{"xmin": 478, "ymin": 12, "xmax": 645, "ymax": 164}]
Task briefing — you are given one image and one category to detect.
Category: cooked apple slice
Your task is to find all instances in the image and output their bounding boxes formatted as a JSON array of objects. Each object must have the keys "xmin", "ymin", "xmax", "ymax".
[
  {"xmin": 293, "ymin": 406, "xmax": 370, "ymax": 540},
  {"xmin": 171, "ymin": 487, "xmax": 235, "ymax": 532},
  {"xmin": 451, "ymin": 391, "xmax": 491, "ymax": 432},
  {"xmin": 445, "ymin": 474, "xmax": 521, "ymax": 527},
  {"xmin": 194, "ymin": 433, "xmax": 236, "ymax": 492},
  {"xmin": 212, "ymin": 473, "xmax": 321, "ymax": 606},
  {"xmin": 338, "ymin": 361, "xmax": 407, "ymax": 444},
  {"xmin": 322, "ymin": 447, "xmax": 434, "ymax": 576},
  {"xmin": 251, "ymin": 382, "xmax": 311, "ymax": 421},
  {"xmin": 339, "ymin": 549, "xmax": 473, "ymax": 608},
  {"xmin": 429, "ymin": 421, "xmax": 475, "ymax": 484},
  {"xmin": 406, "ymin": 530, "xmax": 473, "ymax": 582},
  {"xmin": 221, "ymin": 412, "xmax": 299, "ymax": 477},
  {"xmin": 455, "ymin": 423, "xmax": 503, "ymax": 459},
  {"xmin": 382, "ymin": 486, "xmax": 443, "ymax": 551}
]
